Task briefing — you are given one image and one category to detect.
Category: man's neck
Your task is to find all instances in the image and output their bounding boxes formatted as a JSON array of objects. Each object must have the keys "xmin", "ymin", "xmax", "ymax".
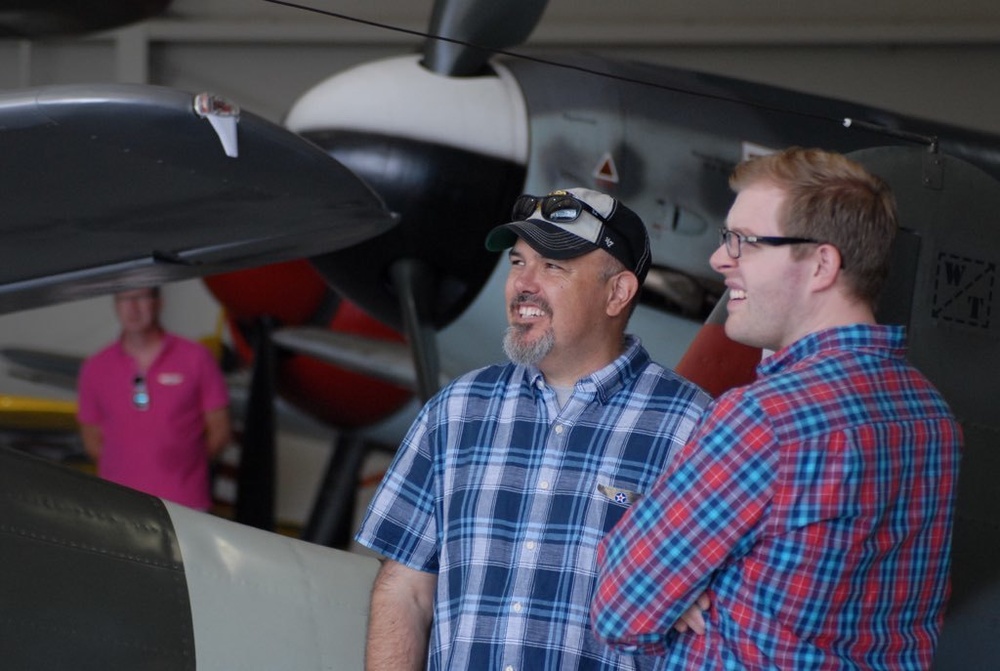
[
  {"xmin": 121, "ymin": 327, "xmax": 165, "ymax": 370},
  {"xmin": 783, "ymin": 291, "xmax": 876, "ymax": 351},
  {"xmin": 540, "ymin": 338, "xmax": 627, "ymax": 388}
]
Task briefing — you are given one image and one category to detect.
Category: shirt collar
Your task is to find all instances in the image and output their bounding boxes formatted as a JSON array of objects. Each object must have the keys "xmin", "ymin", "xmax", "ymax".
[
  {"xmin": 114, "ymin": 331, "xmax": 176, "ymax": 362},
  {"xmin": 758, "ymin": 323, "xmax": 907, "ymax": 377},
  {"xmin": 524, "ymin": 334, "xmax": 649, "ymax": 404}
]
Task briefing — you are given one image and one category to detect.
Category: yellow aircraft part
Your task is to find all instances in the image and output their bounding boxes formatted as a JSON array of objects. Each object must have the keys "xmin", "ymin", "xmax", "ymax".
[
  {"xmin": 197, "ymin": 309, "xmax": 228, "ymax": 362},
  {"xmin": 0, "ymin": 395, "xmax": 78, "ymax": 432}
]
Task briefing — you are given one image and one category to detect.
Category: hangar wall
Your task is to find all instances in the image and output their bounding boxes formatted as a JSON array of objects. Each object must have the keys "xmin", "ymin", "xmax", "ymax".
[{"xmin": 1, "ymin": 0, "xmax": 998, "ymax": 132}]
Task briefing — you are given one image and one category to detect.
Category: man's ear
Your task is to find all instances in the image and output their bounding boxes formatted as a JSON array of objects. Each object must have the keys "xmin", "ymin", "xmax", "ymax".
[
  {"xmin": 607, "ymin": 271, "xmax": 639, "ymax": 317},
  {"xmin": 811, "ymin": 243, "xmax": 842, "ymax": 292}
]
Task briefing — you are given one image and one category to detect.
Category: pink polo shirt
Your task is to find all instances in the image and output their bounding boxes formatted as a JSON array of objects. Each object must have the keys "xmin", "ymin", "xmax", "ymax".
[{"xmin": 77, "ymin": 333, "xmax": 229, "ymax": 510}]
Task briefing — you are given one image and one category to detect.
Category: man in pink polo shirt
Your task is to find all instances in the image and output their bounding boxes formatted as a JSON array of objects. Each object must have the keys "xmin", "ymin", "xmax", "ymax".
[{"xmin": 77, "ymin": 286, "xmax": 231, "ymax": 511}]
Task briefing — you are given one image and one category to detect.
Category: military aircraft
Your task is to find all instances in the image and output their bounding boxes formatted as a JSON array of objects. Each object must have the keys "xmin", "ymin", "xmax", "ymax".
[
  {"xmin": 168, "ymin": 0, "xmax": 1000, "ymax": 553},
  {"xmin": 282, "ymin": 0, "xmax": 1000, "ymax": 390},
  {"xmin": 2, "ymin": 1, "xmax": 1000, "ymax": 667}
]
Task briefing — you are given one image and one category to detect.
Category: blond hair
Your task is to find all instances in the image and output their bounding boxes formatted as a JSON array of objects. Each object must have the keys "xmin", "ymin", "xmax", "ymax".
[{"xmin": 731, "ymin": 147, "xmax": 898, "ymax": 306}]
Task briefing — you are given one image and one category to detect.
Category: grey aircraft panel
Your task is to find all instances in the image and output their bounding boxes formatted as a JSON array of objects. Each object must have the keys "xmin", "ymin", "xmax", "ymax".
[
  {"xmin": 0, "ymin": 83, "xmax": 395, "ymax": 314},
  {"xmin": 167, "ymin": 501, "xmax": 379, "ymax": 670}
]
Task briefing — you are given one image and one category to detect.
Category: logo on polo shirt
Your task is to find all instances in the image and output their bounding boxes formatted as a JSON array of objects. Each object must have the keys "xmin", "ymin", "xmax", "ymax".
[{"xmin": 157, "ymin": 372, "xmax": 185, "ymax": 386}]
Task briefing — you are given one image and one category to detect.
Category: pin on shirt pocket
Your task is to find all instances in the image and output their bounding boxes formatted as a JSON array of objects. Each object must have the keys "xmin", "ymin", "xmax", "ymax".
[{"xmin": 597, "ymin": 483, "xmax": 640, "ymax": 507}]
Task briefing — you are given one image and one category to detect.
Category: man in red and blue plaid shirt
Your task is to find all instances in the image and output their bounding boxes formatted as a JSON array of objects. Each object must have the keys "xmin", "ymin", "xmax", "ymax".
[{"xmin": 592, "ymin": 148, "xmax": 962, "ymax": 669}]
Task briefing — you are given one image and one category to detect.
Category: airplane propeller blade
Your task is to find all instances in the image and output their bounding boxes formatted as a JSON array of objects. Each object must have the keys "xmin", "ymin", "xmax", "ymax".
[
  {"xmin": 271, "ymin": 327, "xmax": 453, "ymax": 393},
  {"xmin": 422, "ymin": 0, "xmax": 549, "ymax": 76},
  {"xmin": 0, "ymin": 83, "xmax": 396, "ymax": 314}
]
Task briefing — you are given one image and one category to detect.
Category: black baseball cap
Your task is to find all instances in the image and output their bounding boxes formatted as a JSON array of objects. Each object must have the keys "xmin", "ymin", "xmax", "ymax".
[{"xmin": 485, "ymin": 187, "xmax": 651, "ymax": 283}]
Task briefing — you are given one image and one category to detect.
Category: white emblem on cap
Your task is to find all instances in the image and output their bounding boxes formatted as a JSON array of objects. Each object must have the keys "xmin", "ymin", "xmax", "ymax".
[{"xmin": 604, "ymin": 236, "xmax": 615, "ymax": 248}]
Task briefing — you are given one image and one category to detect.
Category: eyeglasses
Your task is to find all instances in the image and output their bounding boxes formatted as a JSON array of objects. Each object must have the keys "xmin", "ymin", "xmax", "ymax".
[
  {"xmin": 719, "ymin": 228, "xmax": 821, "ymax": 259},
  {"xmin": 132, "ymin": 375, "xmax": 150, "ymax": 411},
  {"xmin": 512, "ymin": 193, "xmax": 609, "ymax": 225}
]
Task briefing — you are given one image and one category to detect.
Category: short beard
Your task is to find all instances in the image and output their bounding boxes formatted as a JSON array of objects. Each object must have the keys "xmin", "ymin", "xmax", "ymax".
[{"xmin": 503, "ymin": 324, "xmax": 555, "ymax": 367}]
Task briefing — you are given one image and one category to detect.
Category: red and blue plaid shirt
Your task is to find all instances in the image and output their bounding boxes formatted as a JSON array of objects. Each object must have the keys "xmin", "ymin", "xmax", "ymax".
[
  {"xmin": 593, "ymin": 324, "xmax": 962, "ymax": 670},
  {"xmin": 357, "ymin": 337, "xmax": 708, "ymax": 671}
]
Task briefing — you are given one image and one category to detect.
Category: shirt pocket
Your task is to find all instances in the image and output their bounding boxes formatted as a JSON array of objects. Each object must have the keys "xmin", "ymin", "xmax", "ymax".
[{"xmin": 591, "ymin": 476, "xmax": 643, "ymax": 533}]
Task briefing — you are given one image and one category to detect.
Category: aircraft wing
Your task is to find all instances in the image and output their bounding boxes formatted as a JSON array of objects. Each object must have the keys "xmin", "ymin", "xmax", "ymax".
[
  {"xmin": 0, "ymin": 83, "xmax": 396, "ymax": 315},
  {"xmin": 0, "ymin": 346, "xmax": 81, "ymax": 391},
  {"xmin": 0, "ymin": 346, "xmax": 333, "ymax": 440}
]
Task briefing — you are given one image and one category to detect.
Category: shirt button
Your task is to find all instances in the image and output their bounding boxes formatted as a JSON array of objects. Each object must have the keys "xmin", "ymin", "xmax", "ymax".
[
  {"xmin": 539, "ymin": 480, "xmax": 549, "ymax": 490},
  {"xmin": 505, "ymin": 666, "xmax": 515, "ymax": 671},
  {"xmin": 554, "ymin": 424, "xmax": 564, "ymax": 434},
  {"xmin": 526, "ymin": 540, "xmax": 536, "ymax": 550},
  {"xmin": 513, "ymin": 602, "xmax": 523, "ymax": 613},
  {"xmin": 536, "ymin": 379, "xmax": 544, "ymax": 390}
]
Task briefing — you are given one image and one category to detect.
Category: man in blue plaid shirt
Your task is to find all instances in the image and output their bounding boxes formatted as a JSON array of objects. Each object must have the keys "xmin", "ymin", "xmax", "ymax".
[{"xmin": 356, "ymin": 187, "xmax": 709, "ymax": 670}]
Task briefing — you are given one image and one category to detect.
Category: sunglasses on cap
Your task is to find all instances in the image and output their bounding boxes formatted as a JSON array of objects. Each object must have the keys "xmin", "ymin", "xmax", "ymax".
[{"xmin": 511, "ymin": 193, "xmax": 609, "ymax": 225}]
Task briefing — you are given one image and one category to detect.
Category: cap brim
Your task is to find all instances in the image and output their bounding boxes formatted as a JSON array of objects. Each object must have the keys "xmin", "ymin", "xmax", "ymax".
[
  {"xmin": 485, "ymin": 220, "xmax": 598, "ymax": 259},
  {"xmin": 484, "ymin": 225, "xmax": 519, "ymax": 252}
]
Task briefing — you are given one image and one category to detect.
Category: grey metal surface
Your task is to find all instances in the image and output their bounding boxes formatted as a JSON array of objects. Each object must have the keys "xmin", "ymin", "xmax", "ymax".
[
  {"xmin": 0, "ymin": 83, "xmax": 395, "ymax": 314},
  {"xmin": 166, "ymin": 501, "xmax": 380, "ymax": 670}
]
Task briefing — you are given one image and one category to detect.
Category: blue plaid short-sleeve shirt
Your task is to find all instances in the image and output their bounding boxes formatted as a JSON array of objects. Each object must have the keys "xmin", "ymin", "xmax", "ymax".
[{"xmin": 356, "ymin": 336, "xmax": 709, "ymax": 671}]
